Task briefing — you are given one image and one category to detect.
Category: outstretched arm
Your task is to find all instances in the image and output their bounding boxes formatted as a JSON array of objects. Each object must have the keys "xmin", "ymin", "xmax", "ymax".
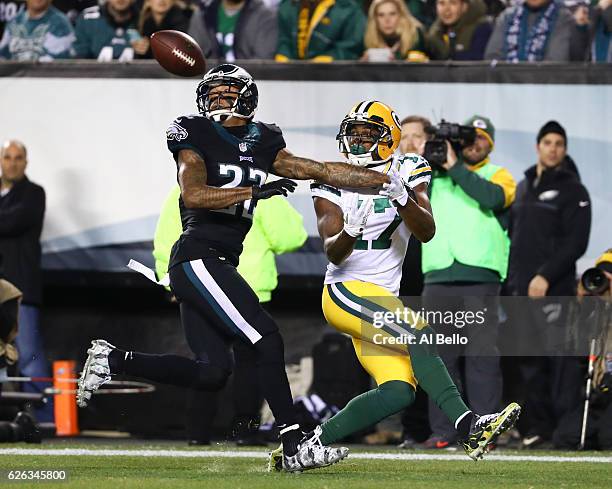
[
  {"xmin": 178, "ymin": 149, "xmax": 252, "ymax": 209},
  {"xmin": 272, "ymin": 148, "xmax": 390, "ymax": 188}
]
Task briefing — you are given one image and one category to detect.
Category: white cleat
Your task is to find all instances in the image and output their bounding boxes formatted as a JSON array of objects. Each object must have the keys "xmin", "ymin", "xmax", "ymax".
[
  {"xmin": 282, "ymin": 426, "xmax": 349, "ymax": 473},
  {"xmin": 76, "ymin": 339, "xmax": 115, "ymax": 408}
]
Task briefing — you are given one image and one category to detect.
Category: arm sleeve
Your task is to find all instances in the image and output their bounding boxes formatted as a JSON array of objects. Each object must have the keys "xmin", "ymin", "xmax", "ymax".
[
  {"xmin": 257, "ymin": 197, "xmax": 308, "ymax": 255},
  {"xmin": 275, "ymin": 2, "xmax": 294, "ymax": 59},
  {"xmin": 402, "ymin": 154, "xmax": 432, "ymax": 189},
  {"xmin": 537, "ymin": 184, "xmax": 591, "ymax": 284},
  {"xmin": 570, "ymin": 24, "xmax": 589, "ymax": 61},
  {"xmin": 461, "ymin": 21, "xmax": 492, "ymax": 60},
  {"xmin": 484, "ymin": 11, "xmax": 508, "ymax": 60},
  {"xmin": 152, "ymin": 185, "xmax": 183, "ymax": 281},
  {"xmin": 324, "ymin": 9, "xmax": 366, "ymax": 60},
  {"xmin": 188, "ymin": 9, "xmax": 217, "ymax": 59},
  {"xmin": 489, "ymin": 166, "xmax": 517, "ymax": 208},
  {"xmin": 45, "ymin": 15, "xmax": 75, "ymax": 59},
  {"xmin": 543, "ymin": 9, "xmax": 572, "ymax": 61},
  {"xmin": 251, "ymin": 7, "xmax": 278, "ymax": 59},
  {"xmin": 0, "ymin": 186, "xmax": 45, "ymax": 237},
  {"xmin": 166, "ymin": 116, "xmax": 206, "ymax": 160},
  {"xmin": 73, "ymin": 16, "xmax": 92, "ymax": 58},
  {"xmin": 446, "ymin": 163, "xmax": 507, "ymax": 210}
]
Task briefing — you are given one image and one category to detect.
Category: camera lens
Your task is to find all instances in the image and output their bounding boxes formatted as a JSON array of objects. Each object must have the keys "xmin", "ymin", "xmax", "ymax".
[{"xmin": 581, "ymin": 267, "xmax": 610, "ymax": 295}]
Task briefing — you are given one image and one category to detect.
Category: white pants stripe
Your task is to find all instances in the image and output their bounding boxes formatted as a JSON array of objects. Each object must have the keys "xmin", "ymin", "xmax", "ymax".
[{"xmin": 190, "ymin": 259, "xmax": 263, "ymax": 344}]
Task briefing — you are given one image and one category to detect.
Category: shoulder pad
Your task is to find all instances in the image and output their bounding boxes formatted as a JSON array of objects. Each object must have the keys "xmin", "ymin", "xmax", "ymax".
[{"xmin": 257, "ymin": 122, "xmax": 283, "ymax": 135}]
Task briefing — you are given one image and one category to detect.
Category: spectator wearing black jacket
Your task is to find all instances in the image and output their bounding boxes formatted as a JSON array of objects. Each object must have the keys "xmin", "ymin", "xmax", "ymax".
[
  {"xmin": 0, "ymin": 140, "xmax": 52, "ymax": 423},
  {"xmin": 507, "ymin": 121, "xmax": 591, "ymax": 449}
]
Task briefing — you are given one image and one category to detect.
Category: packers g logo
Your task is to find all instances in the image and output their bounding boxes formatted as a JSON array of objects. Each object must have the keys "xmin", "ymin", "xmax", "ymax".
[
  {"xmin": 391, "ymin": 111, "xmax": 401, "ymax": 130},
  {"xmin": 166, "ymin": 122, "xmax": 188, "ymax": 141}
]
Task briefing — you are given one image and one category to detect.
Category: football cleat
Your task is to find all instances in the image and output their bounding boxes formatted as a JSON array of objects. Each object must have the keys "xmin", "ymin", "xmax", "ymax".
[
  {"xmin": 460, "ymin": 402, "xmax": 521, "ymax": 460},
  {"xmin": 267, "ymin": 444, "xmax": 283, "ymax": 472},
  {"xmin": 267, "ymin": 426, "xmax": 349, "ymax": 473},
  {"xmin": 76, "ymin": 339, "xmax": 115, "ymax": 408}
]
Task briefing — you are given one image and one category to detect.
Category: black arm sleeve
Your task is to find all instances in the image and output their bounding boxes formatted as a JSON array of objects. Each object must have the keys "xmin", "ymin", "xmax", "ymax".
[
  {"xmin": 537, "ymin": 184, "xmax": 592, "ymax": 284},
  {"xmin": 0, "ymin": 186, "xmax": 45, "ymax": 237},
  {"xmin": 570, "ymin": 25, "xmax": 590, "ymax": 61}
]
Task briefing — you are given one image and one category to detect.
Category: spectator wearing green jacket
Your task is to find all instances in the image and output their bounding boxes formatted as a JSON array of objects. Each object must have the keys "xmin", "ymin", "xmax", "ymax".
[
  {"xmin": 153, "ymin": 184, "xmax": 307, "ymax": 445},
  {"xmin": 421, "ymin": 115, "xmax": 516, "ymax": 449},
  {"xmin": 275, "ymin": 0, "xmax": 366, "ymax": 61}
]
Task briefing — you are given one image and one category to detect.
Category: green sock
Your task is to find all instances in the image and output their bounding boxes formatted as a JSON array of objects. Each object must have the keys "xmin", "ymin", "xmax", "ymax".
[
  {"xmin": 320, "ymin": 380, "xmax": 415, "ymax": 445},
  {"xmin": 409, "ymin": 327, "xmax": 470, "ymax": 426}
]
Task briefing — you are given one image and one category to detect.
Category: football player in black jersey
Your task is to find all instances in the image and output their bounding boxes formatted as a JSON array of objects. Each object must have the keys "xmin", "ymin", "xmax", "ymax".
[{"xmin": 77, "ymin": 64, "xmax": 390, "ymax": 472}]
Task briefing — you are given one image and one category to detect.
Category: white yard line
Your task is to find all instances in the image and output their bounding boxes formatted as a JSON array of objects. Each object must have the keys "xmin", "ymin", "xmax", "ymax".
[{"xmin": 0, "ymin": 448, "xmax": 610, "ymax": 463}]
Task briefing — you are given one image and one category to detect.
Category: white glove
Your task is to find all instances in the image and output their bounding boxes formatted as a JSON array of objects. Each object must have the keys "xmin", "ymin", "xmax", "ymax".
[
  {"xmin": 343, "ymin": 193, "xmax": 374, "ymax": 237},
  {"xmin": 379, "ymin": 167, "xmax": 409, "ymax": 206}
]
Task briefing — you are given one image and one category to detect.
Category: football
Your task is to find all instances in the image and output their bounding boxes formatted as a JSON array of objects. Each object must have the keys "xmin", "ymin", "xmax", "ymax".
[{"xmin": 150, "ymin": 30, "xmax": 206, "ymax": 77}]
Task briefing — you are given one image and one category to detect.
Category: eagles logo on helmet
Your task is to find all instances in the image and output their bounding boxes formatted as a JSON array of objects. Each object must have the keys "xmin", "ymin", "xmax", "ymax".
[
  {"xmin": 337, "ymin": 101, "xmax": 401, "ymax": 167},
  {"xmin": 196, "ymin": 64, "xmax": 259, "ymax": 122}
]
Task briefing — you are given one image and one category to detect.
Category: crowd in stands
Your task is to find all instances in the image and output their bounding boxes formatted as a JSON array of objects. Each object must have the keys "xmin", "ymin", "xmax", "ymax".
[{"xmin": 0, "ymin": 0, "xmax": 610, "ymax": 62}]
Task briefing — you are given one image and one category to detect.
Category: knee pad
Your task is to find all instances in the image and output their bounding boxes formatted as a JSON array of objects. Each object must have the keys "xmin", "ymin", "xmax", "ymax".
[
  {"xmin": 193, "ymin": 363, "xmax": 230, "ymax": 391},
  {"xmin": 377, "ymin": 380, "xmax": 415, "ymax": 413},
  {"xmin": 252, "ymin": 331, "xmax": 285, "ymax": 365}
]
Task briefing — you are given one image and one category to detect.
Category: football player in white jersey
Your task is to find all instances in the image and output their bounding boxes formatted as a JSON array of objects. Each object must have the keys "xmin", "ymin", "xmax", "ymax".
[{"xmin": 270, "ymin": 101, "xmax": 520, "ymax": 469}]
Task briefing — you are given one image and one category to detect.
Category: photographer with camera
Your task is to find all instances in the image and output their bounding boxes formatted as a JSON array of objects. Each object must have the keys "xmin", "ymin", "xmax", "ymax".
[
  {"xmin": 420, "ymin": 115, "xmax": 517, "ymax": 449},
  {"xmin": 553, "ymin": 250, "xmax": 612, "ymax": 450},
  {"xmin": 507, "ymin": 120, "xmax": 592, "ymax": 449}
]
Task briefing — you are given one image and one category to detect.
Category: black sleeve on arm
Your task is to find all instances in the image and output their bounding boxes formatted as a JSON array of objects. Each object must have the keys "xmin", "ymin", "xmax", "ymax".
[
  {"xmin": 0, "ymin": 186, "xmax": 45, "ymax": 236},
  {"xmin": 537, "ymin": 184, "xmax": 591, "ymax": 284},
  {"xmin": 446, "ymin": 164, "xmax": 505, "ymax": 210},
  {"xmin": 570, "ymin": 25, "xmax": 590, "ymax": 61},
  {"xmin": 460, "ymin": 22, "xmax": 493, "ymax": 60}
]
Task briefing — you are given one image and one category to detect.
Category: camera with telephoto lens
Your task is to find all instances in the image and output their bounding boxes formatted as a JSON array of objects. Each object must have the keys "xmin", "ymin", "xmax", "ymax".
[
  {"xmin": 423, "ymin": 120, "xmax": 477, "ymax": 169},
  {"xmin": 581, "ymin": 267, "xmax": 610, "ymax": 295}
]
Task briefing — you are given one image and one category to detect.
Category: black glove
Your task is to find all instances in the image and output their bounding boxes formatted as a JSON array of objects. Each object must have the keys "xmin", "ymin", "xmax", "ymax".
[{"xmin": 252, "ymin": 178, "xmax": 297, "ymax": 200}]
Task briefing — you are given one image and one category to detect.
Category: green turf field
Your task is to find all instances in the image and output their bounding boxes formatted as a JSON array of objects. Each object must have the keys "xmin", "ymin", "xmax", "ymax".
[{"xmin": 0, "ymin": 444, "xmax": 610, "ymax": 489}]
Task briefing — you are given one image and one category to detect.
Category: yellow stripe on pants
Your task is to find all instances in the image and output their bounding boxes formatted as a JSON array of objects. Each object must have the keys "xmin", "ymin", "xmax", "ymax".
[{"xmin": 322, "ymin": 280, "xmax": 418, "ymax": 389}]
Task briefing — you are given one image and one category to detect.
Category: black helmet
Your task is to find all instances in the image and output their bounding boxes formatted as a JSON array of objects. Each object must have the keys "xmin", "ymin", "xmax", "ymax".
[{"xmin": 196, "ymin": 64, "xmax": 258, "ymax": 122}]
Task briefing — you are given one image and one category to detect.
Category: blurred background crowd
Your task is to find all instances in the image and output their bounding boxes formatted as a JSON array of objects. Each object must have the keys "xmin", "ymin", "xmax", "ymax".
[{"xmin": 0, "ymin": 0, "xmax": 611, "ymax": 62}]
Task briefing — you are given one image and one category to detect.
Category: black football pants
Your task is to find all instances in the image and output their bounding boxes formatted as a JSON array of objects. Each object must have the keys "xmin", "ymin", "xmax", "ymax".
[{"xmin": 117, "ymin": 255, "xmax": 296, "ymax": 428}]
